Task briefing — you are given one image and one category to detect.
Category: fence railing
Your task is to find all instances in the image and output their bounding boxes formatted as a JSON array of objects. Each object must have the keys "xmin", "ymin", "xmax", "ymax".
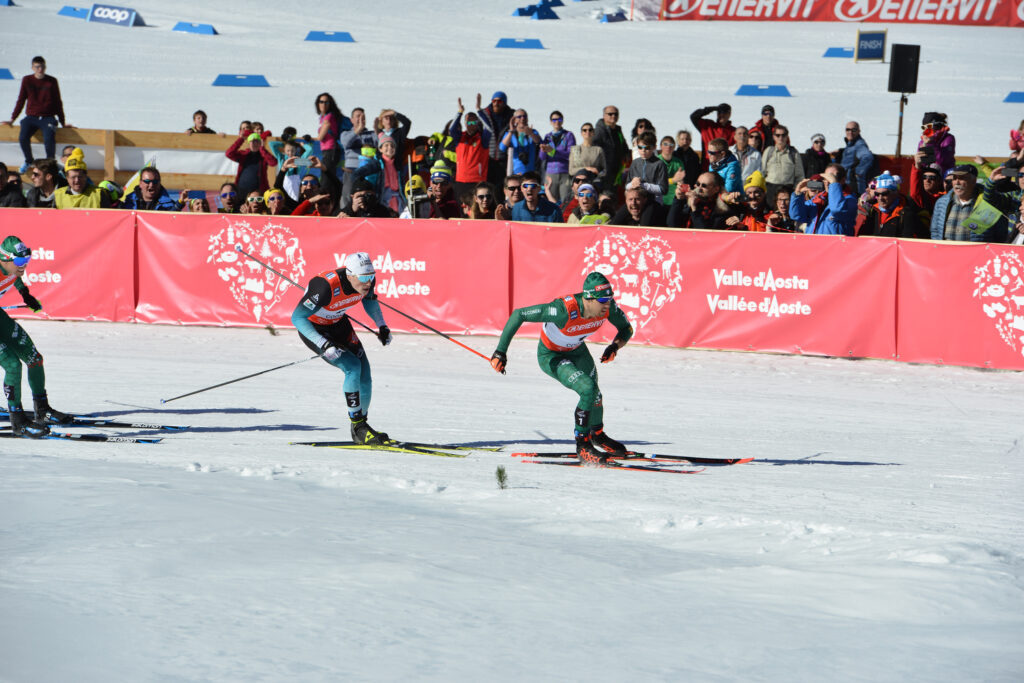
[{"xmin": 0, "ymin": 125, "xmax": 242, "ymax": 190}]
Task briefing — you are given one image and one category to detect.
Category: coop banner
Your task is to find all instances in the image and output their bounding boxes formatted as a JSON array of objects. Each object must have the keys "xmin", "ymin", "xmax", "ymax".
[
  {"xmin": 657, "ymin": 0, "xmax": 1024, "ymax": 26},
  {"xmin": 134, "ymin": 214, "xmax": 511, "ymax": 333},
  {"xmin": 509, "ymin": 225, "xmax": 897, "ymax": 359},
  {"xmin": 0, "ymin": 208, "xmax": 135, "ymax": 323},
  {"xmin": 897, "ymin": 241, "xmax": 1024, "ymax": 370}
]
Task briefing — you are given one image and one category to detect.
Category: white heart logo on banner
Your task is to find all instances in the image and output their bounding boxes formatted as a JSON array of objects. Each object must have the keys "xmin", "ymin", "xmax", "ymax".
[
  {"xmin": 581, "ymin": 231, "xmax": 684, "ymax": 329},
  {"xmin": 206, "ymin": 218, "xmax": 307, "ymax": 323},
  {"xmin": 972, "ymin": 251, "xmax": 1024, "ymax": 357}
]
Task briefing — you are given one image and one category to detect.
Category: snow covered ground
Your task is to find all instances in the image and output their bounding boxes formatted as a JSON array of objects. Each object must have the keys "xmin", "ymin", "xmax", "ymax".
[
  {"xmin": 2, "ymin": 321, "xmax": 1023, "ymax": 681},
  {"xmin": 2, "ymin": 3, "xmax": 1024, "ymax": 681}
]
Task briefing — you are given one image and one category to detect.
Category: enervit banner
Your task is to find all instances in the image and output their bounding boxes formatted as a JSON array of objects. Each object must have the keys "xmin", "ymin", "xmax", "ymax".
[
  {"xmin": 657, "ymin": 0, "xmax": 1024, "ymax": 26},
  {"xmin": 510, "ymin": 225, "xmax": 898, "ymax": 359},
  {"xmin": 134, "ymin": 214, "xmax": 511, "ymax": 334},
  {"xmin": 1, "ymin": 208, "xmax": 136, "ymax": 323},
  {"xmin": 897, "ymin": 241, "xmax": 1024, "ymax": 370}
]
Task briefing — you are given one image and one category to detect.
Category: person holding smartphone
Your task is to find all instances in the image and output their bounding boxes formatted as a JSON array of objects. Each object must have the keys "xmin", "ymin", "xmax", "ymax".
[{"xmin": 789, "ymin": 164, "xmax": 857, "ymax": 236}]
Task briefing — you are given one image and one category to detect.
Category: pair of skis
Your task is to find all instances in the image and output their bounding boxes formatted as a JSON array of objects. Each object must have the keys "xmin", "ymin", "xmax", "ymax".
[
  {"xmin": 293, "ymin": 440, "xmax": 752, "ymax": 473},
  {"xmin": 0, "ymin": 412, "xmax": 188, "ymax": 444}
]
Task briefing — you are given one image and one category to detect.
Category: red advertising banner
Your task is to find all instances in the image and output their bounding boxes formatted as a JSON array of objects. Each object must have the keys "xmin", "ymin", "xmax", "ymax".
[
  {"xmin": 0, "ymin": 208, "xmax": 136, "ymax": 323},
  {"xmin": 658, "ymin": 0, "xmax": 1024, "ymax": 26},
  {"xmin": 510, "ymin": 224, "xmax": 898, "ymax": 359},
  {"xmin": 135, "ymin": 213, "xmax": 511, "ymax": 334},
  {"xmin": 896, "ymin": 241, "xmax": 1024, "ymax": 370}
]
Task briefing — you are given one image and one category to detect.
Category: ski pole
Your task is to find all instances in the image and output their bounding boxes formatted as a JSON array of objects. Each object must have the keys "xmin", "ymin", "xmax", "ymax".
[
  {"xmin": 233, "ymin": 244, "xmax": 375, "ymax": 333},
  {"xmin": 160, "ymin": 354, "xmax": 321, "ymax": 404},
  {"xmin": 1, "ymin": 305, "xmax": 30, "ymax": 310},
  {"xmin": 376, "ymin": 301, "xmax": 490, "ymax": 362}
]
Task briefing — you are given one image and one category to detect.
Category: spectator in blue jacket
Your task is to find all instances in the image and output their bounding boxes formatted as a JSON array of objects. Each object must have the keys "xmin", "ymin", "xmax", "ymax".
[
  {"xmin": 121, "ymin": 167, "xmax": 181, "ymax": 211},
  {"xmin": 707, "ymin": 137, "xmax": 742, "ymax": 194},
  {"xmin": 789, "ymin": 164, "xmax": 857, "ymax": 235},
  {"xmin": 836, "ymin": 121, "xmax": 875, "ymax": 194},
  {"xmin": 510, "ymin": 171, "xmax": 561, "ymax": 222},
  {"xmin": 930, "ymin": 164, "xmax": 1008, "ymax": 242},
  {"xmin": 500, "ymin": 110, "xmax": 543, "ymax": 176}
]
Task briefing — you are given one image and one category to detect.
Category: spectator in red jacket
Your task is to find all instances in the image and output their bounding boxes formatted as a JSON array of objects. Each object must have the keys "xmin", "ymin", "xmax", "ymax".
[
  {"xmin": 226, "ymin": 132, "xmax": 278, "ymax": 196},
  {"xmin": 2, "ymin": 56, "xmax": 73, "ymax": 172},
  {"xmin": 749, "ymin": 104, "xmax": 780, "ymax": 143},
  {"xmin": 689, "ymin": 103, "xmax": 736, "ymax": 167},
  {"xmin": 448, "ymin": 97, "xmax": 490, "ymax": 199}
]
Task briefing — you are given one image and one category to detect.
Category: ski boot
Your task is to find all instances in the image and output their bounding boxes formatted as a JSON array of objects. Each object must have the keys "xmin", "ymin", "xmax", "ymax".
[
  {"xmin": 9, "ymin": 409, "xmax": 50, "ymax": 438},
  {"xmin": 34, "ymin": 395, "xmax": 75, "ymax": 426},
  {"xmin": 591, "ymin": 427, "xmax": 627, "ymax": 455},
  {"xmin": 350, "ymin": 414, "xmax": 391, "ymax": 446},
  {"xmin": 575, "ymin": 433, "xmax": 607, "ymax": 467}
]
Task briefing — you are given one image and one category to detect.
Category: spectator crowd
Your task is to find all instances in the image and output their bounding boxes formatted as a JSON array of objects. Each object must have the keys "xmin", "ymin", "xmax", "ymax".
[{"xmin": 2, "ymin": 56, "xmax": 1023, "ymax": 244}]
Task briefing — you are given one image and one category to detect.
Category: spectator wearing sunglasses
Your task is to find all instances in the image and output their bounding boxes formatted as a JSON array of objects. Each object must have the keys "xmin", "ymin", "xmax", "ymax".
[
  {"xmin": 560, "ymin": 170, "xmax": 598, "ymax": 220},
  {"xmin": 760, "ymin": 126, "xmax": 804, "ymax": 205},
  {"xmin": 724, "ymin": 171, "xmax": 772, "ymax": 232},
  {"xmin": 499, "ymin": 109, "xmax": 542, "ymax": 176},
  {"xmin": 802, "ymin": 133, "xmax": 832, "ymax": 178},
  {"xmin": 917, "ymin": 112, "xmax": 956, "ymax": 176},
  {"xmin": 509, "ymin": 171, "xmax": 562, "ymax": 223},
  {"xmin": 122, "ymin": 167, "xmax": 180, "ymax": 211},
  {"xmin": 447, "ymin": 98, "xmax": 492, "ymax": 199},
  {"xmin": 624, "ymin": 131, "xmax": 669, "ymax": 203},
  {"xmin": 262, "ymin": 188, "xmax": 288, "ymax": 216},
  {"xmin": 426, "ymin": 166, "xmax": 462, "ymax": 219},
  {"xmin": 468, "ymin": 182, "xmax": 498, "ymax": 220},
  {"xmin": 217, "ymin": 182, "xmax": 241, "ymax": 214},
  {"xmin": 474, "ymin": 91, "xmax": 515, "ymax": 187},
  {"xmin": 315, "ymin": 93, "xmax": 350, "ymax": 178},
  {"xmin": 593, "ymin": 106, "xmax": 630, "ymax": 192},
  {"xmin": 667, "ymin": 172, "xmax": 737, "ymax": 230},
  {"xmin": 0, "ymin": 162, "xmax": 27, "ymax": 208},
  {"xmin": 566, "ymin": 183, "xmax": 610, "ymax": 225},
  {"xmin": 568, "ymin": 124, "xmax": 606, "ymax": 186},
  {"xmin": 226, "ymin": 130, "xmax": 278, "ymax": 197},
  {"xmin": 239, "ymin": 190, "xmax": 268, "ymax": 215},
  {"xmin": 0, "ymin": 234, "xmax": 75, "ymax": 438},
  {"xmin": 25, "ymin": 159, "xmax": 59, "ymax": 208},
  {"xmin": 749, "ymin": 105, "xmax": 781, "ymax": 145},
  {"xmin": 689, "ymin": 103, "xmax": 735, "ymax": 168},
  {"xmin": 835, "ymin": 121, "xmax": 875, "ymax": 195},
  {"xmin": 705, "ymin": 137, "xmax": 742, "ymax": 195},
  {"xmin": 854, "ymin": 173, "xmax": 923, "ymax": 238},
  {"xmin": 495, "ymin": 174, "xmax": 524, "ymax": 220},
  {"xmin": 540, "ymin": 110, "xmax": 576, "ymax": 205},
  {"xmin": 53, "ymin": 156, "xmax": 110, "ymax": 209}
]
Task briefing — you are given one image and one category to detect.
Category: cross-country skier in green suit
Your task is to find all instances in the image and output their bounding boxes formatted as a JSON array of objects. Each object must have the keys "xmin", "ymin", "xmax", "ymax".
[
  {"xmin": 1, "ymin": 235, "xmax": 73, "ymax": 438},
  {"xmin": 490, "ymin": 271, "xmax": 633, "ymax": 464}
]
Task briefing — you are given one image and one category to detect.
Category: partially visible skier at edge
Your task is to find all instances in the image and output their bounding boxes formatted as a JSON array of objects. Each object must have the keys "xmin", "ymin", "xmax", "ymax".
[
  {"xmin": 291, "ymin": 251, "xmax": 394, "ymax": 445},
  {"xmin": 490, "ymin": 271, "xmax": 634, "ymax": 465}
]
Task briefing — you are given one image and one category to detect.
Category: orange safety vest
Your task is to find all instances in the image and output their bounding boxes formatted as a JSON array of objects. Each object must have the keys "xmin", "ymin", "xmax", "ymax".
[
  {"xmin": 540, "ymin": 294, "xmax": 609, "ymax": 352},
  {"xmin": 306, "ymin": 269, "xmax": 368, "ymax": 326}
]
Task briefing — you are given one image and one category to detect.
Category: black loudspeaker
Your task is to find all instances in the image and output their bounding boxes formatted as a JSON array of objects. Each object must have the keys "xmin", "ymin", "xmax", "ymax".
[{"xmin": 888, "ymin": 44, "xmax": 920, "ymax": 93}]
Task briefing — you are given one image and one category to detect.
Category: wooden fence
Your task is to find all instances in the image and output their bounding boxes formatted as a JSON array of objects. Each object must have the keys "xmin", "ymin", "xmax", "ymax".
[{"xmin": 0, "ymin": 125, "xmax": 241, "ymax": 190}]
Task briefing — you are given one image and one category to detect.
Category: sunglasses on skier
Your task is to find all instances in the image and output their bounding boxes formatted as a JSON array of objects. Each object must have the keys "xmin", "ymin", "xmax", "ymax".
[
  {"xmin": 354, "ymin": 272, "xmax": 375, "ymax": 283},
  {"xmin": 4, "ymin": 255, "xmax": 31, "ymax": 267}
]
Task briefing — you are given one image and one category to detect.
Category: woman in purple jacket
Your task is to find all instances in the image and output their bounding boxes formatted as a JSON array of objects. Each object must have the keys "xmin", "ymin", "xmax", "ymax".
[
  {"xmin": 917, "ymin": 112, "xmax": 956, "ymax": 176},
  {"xmin": 540, "ymin": 110, "xmax": 576, "ymax": 204}
]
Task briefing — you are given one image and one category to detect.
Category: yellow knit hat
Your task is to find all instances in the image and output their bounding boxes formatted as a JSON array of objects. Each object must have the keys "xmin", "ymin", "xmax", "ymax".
[{"xmin": 743, "ymin": 170, "xmax": 766, "ymax": 192}]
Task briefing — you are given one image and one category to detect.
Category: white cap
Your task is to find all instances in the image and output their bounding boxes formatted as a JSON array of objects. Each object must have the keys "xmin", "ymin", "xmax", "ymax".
[{"xmin": 344, "ymin": 251, "xmax": 374, "ymax": 278}]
